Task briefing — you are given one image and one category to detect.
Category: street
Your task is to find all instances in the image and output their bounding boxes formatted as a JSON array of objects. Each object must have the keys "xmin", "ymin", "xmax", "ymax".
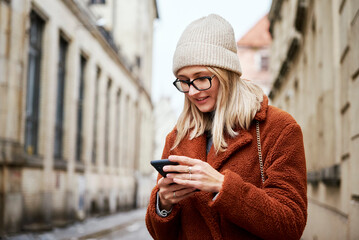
[
  {"xmin": 5, "ymin": 208, "xmax": 152, "ymax": 240},
  {"xmin": 89, "ymin": 219, "xmax": 151, "ymax": 240}
]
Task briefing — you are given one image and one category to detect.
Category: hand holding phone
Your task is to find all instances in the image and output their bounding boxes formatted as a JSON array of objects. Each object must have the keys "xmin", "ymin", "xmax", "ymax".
[{"xmin": 150, "ymin": 159, "xmax": 179, "ymax": 178}]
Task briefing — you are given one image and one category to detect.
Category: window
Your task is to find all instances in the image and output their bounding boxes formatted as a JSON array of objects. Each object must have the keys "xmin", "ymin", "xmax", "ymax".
[
  {"xmin": 104, "ymin": 79, "xmax": 111, "ymax": 166},
  {"xmin": 260, "ymin": 54, "xmax": 269, "ymax": 71},
  {"xmin": 124, "ymin": 95, "xmax": 130, "ymax": 168},
  {"xmin": 115, "ymin": 90, "xmax": 121, "ymax": 167},
  {"xmin": 136, "ymin": 56, "xmax": 141, "ymax": 68},
  {"xmin": 54, "ymin": 35, "xmax": 68, "ymax": 159},
  {"xmin": 90, "ymin": 0, "xmax": 106, "ymax": 4},
  {"xmin": 92, "ymin": 67, "xmax": 101, "ymax": 164},
  {"xmin": 24, "ymin": 11, "xmax": 45, "ymax": 155},
  {"xmin": 76, "ymin": 55, "xmax": 86, "ymax": 162}
]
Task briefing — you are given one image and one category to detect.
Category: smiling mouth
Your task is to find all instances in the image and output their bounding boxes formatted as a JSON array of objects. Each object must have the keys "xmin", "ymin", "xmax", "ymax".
[{"xmin": 196, "ymin": 96, "xmax": 209, "ymax": 101}]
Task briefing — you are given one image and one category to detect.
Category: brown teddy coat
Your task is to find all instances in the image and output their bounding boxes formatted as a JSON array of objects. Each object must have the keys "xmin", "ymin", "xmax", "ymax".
[{"xmin": 146, "ymin": 96, "xmax": 307, "ymax": 240}]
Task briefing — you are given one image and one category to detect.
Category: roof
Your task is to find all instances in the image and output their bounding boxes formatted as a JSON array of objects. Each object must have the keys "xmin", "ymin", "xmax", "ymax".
[{"xmin": 237, "ymin": 15, "xmax": 272, "ymax": 48}]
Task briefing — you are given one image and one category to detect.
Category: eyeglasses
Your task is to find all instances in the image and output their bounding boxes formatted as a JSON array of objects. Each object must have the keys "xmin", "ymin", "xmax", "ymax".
[{"xmin": 173, "ymin": 75, "xmax": 215, "ymax": 93}]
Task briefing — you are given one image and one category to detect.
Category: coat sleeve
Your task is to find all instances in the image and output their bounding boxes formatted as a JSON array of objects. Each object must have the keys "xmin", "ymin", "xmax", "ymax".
[
  {"xmin": 209, "ymin": 123, "xmax": 307, "ymax": 240},
  {"xmin": 145, "ymin": 130, "xmax": 183, "ymax": 240}
]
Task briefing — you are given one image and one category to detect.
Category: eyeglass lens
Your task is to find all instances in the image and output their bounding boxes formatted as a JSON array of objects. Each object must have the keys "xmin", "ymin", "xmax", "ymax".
[{"xmin": 175, "ymin": 77, "xmax": 212, "ymax": 92}]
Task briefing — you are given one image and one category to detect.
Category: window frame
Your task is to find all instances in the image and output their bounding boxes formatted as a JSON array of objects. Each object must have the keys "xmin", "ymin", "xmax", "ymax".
[
  {"xmin": 54, "ymin": 35, "xmax": 69, "ymax": 160},
  {"xmin": 24, "ymin": 10, "xmax": 45, "ymax": 156},
  {"xmin": 76, "ymin": 55, "xmax": 87, "ymax": 162}
]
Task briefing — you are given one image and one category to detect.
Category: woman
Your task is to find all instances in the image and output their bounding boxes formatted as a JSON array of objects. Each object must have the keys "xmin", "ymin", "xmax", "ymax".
[{"xmin": 146, "ymin": 14, "xmax": 307, "ymax": 240}]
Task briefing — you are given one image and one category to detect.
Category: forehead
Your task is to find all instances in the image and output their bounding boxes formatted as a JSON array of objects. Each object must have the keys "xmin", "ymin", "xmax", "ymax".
[{"xmin": 176, "ymin": 66, "xmax": 210, "ymax": 77}]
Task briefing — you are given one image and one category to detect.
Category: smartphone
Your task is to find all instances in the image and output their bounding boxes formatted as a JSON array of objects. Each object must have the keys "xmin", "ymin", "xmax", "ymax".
[{"xmin": 150, "ymin": 159, "xmax": 179, "ymax": 177}]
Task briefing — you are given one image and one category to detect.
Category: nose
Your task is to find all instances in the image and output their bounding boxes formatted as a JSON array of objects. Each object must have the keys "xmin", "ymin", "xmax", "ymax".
[{"xmin": 187, "ymin": 85, "xmax": 200, "ymax": 96}]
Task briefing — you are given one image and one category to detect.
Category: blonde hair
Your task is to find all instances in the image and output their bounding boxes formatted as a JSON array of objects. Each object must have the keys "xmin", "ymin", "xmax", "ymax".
[{"xmin": 172, "ymin": 67, "xmax": 264, "ymax": 153}]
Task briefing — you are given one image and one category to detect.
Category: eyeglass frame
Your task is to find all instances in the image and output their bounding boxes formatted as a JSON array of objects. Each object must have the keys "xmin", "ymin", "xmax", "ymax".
[{"xmin": 172, "ymin": 75, "xmax": 216, "ymax": 93}]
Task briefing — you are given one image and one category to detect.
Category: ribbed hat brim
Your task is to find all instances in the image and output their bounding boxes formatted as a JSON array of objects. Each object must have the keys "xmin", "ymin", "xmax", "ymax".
[{"xmin": 173, "ymin": 42, "xmax": 242, "ymax": 76}]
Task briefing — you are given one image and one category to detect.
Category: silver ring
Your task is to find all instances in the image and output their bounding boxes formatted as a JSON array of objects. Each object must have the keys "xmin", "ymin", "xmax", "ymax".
[
  {"xmin": 173, "ymin": 192, "xmax": 176, "ymax": 198},
  {"xmin": 189, "ymin": 173, "xmax": 192, "ymax": 181},
  {"xmin": 188, "ymin": 166, "xmax": 192, "ymax": 174}
]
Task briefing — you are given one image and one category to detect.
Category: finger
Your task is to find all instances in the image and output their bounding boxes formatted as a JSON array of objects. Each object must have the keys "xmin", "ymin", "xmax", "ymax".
[
  {"xmin": 173, "ymin": 187, "xmax": 197, "ymax": 198},
  {"xmin": 158, "ymin": 177, "xmax": 175, "ymax": 187},
  {"xmin": 169, "ymin": 183, "xmax": 194, "ymax": 192},
  {"xmin": 167, "ymin": 173, "xmax": 197, "ymax": 180},
  {"xmin": 172, "ymin": 191, "xmax": 196, "ymax": 203},
  {"xmin": 162, "ymin": 189, "xmax": 188, "ymax": 203},
  {"xmin": 163, "ymin": 164, "xmax": 190, "ymax": 173},
  {"xmin": 160, "ymin": 191, "xmax": 174, "ymax": 201},
  {"xmin": 168, "ymin": 155, "xmax": 201, "ymax": 165},
  {"xmin": 157, "ymin": 177, "xmax": 164, "ymax": 184},
  {"xmin": 159, "ymin": 182, "xmax": 195, "ymax": 198},
  {"xmin": 173, "ymin": 177, "xmax": 203, "ymax": 189}
]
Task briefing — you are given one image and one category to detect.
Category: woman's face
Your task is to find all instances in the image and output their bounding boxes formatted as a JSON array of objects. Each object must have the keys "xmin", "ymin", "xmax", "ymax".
[{"xmin": 176, "ymin": 66, "xmax": 220, "ymax": 113}]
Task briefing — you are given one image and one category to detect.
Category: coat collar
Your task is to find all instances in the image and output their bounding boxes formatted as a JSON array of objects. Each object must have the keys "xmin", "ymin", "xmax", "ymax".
[
  {"xmin": 209, "ymin": 95, "xmax": 268, "ymax": 169},
  {"xmin": 254, "ymin": 94, "xmax": 268, "ymax": 122},
  {"xmin": 174, "ymin": 95, "xmax": 269, "ymax": 170},
  {"xmin": 206, "ymin": 129, "xmax": 253, "ymax": 170}
]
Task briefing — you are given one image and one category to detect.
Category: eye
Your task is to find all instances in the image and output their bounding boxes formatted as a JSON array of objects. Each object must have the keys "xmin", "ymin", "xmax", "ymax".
[{"xmin": 195, "ymin": 76, "xmax": 210, "ymax": 81}]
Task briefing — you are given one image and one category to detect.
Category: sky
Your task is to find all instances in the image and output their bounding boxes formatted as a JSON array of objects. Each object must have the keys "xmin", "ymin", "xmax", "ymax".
[{"xmin": 152, "ymin": 0, "xmax": 272, "ymax": 115}]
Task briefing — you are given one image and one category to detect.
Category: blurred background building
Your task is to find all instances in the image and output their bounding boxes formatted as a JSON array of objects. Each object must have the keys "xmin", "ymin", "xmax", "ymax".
[
  {"xmin": 269, "ymin": 0, "xmax": 359, "ymax": 239},
  {"xmin": 237, "ymin": 15, "xmax": 273, "ymax": 95},
  {"xmin": 153, "ymin": 97, "xmax": 177, "ymax": 161},
  {"xmin": 0, "ymin": 0, "xmax": 157, "ymax": 234}
]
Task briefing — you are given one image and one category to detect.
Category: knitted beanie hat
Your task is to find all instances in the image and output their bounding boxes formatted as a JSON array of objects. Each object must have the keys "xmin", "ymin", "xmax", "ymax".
[{"xmin": 172, "ymin": 14, "xmax": 242, "ymax": 76}]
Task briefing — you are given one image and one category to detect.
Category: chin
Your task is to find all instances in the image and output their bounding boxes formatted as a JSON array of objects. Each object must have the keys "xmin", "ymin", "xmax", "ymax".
[{"xmin": 197, "ymin": 105, "xmax": 215, "ymax": 113}]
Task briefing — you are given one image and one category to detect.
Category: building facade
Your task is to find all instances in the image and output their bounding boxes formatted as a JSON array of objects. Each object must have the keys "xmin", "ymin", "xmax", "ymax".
[
  {"xmin": 153, "ymin": 97, "xmax": 177, "ymax": 161},
  {"xmin": 237, "ymin": 15, "xmax": 272, "ymax": 95},
  {"xmin": 269, "ymin": 0, "xmax": 358, "ymax": 239},
  {"xmin": 0, "ymin": 0, "xmax": 157, "ymax": 234}
]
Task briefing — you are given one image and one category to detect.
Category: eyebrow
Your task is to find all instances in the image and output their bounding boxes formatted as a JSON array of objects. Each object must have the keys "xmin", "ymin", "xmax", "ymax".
[{"xmin": 177, "ymin": 71, "xmax": 210, "ymax": 79}]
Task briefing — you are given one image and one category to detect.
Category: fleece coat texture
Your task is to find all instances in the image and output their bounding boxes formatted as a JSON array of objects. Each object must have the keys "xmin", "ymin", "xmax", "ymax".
[{"xmin": 146, "ymin": 96, "xmax": 307, "ymax": 240}]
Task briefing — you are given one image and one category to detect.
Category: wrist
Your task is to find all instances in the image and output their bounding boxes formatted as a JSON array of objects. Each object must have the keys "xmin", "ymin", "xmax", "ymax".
[
  {"xmin": 156, "ymin": 192, "xmax": 173, "ymax": 217},
  {"xmin": 216, "ymin": 174, "xmax": 224, "ymax": 192},
  {"xmin": 160, "ymin": 199, "xmax": 172, "ymax": 211}
]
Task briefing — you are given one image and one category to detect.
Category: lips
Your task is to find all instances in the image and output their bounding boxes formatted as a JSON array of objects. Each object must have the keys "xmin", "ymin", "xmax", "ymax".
[{"xmin": 196, "ymin": 96, "xmax": 209, "ymax": 102}]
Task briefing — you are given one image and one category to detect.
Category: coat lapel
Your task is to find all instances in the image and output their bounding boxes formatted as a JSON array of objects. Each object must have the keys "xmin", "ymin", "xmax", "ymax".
[
  {"xmin": 172, "ymin": 133, "xmax": 207, "ymax": 161},
  {"xmin": 207, "ymin": 129, "xmax": 253, "ymax": 170},
  {"xmin": 206, "ymin": 95, "xmax": 269, "ymax": 170}
]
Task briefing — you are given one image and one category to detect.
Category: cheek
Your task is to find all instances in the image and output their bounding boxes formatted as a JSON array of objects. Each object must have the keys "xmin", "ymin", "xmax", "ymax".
[
  {"xmin": 211, "ymin": 83, "xmax": 220, "ymax": 99},
  {"xmin": 185, "ymin": 94, "xmax": 195, "ymax": 104}
]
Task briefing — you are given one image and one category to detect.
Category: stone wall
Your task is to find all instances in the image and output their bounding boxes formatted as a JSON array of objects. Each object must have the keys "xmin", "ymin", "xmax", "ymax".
[
  {"xmin": 0, "ymin": 0, "xmax": 156, "ymax": 234},
  {"xmin": 269, "ymin": 0, "xmax": 359, "ymax": 239}
]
